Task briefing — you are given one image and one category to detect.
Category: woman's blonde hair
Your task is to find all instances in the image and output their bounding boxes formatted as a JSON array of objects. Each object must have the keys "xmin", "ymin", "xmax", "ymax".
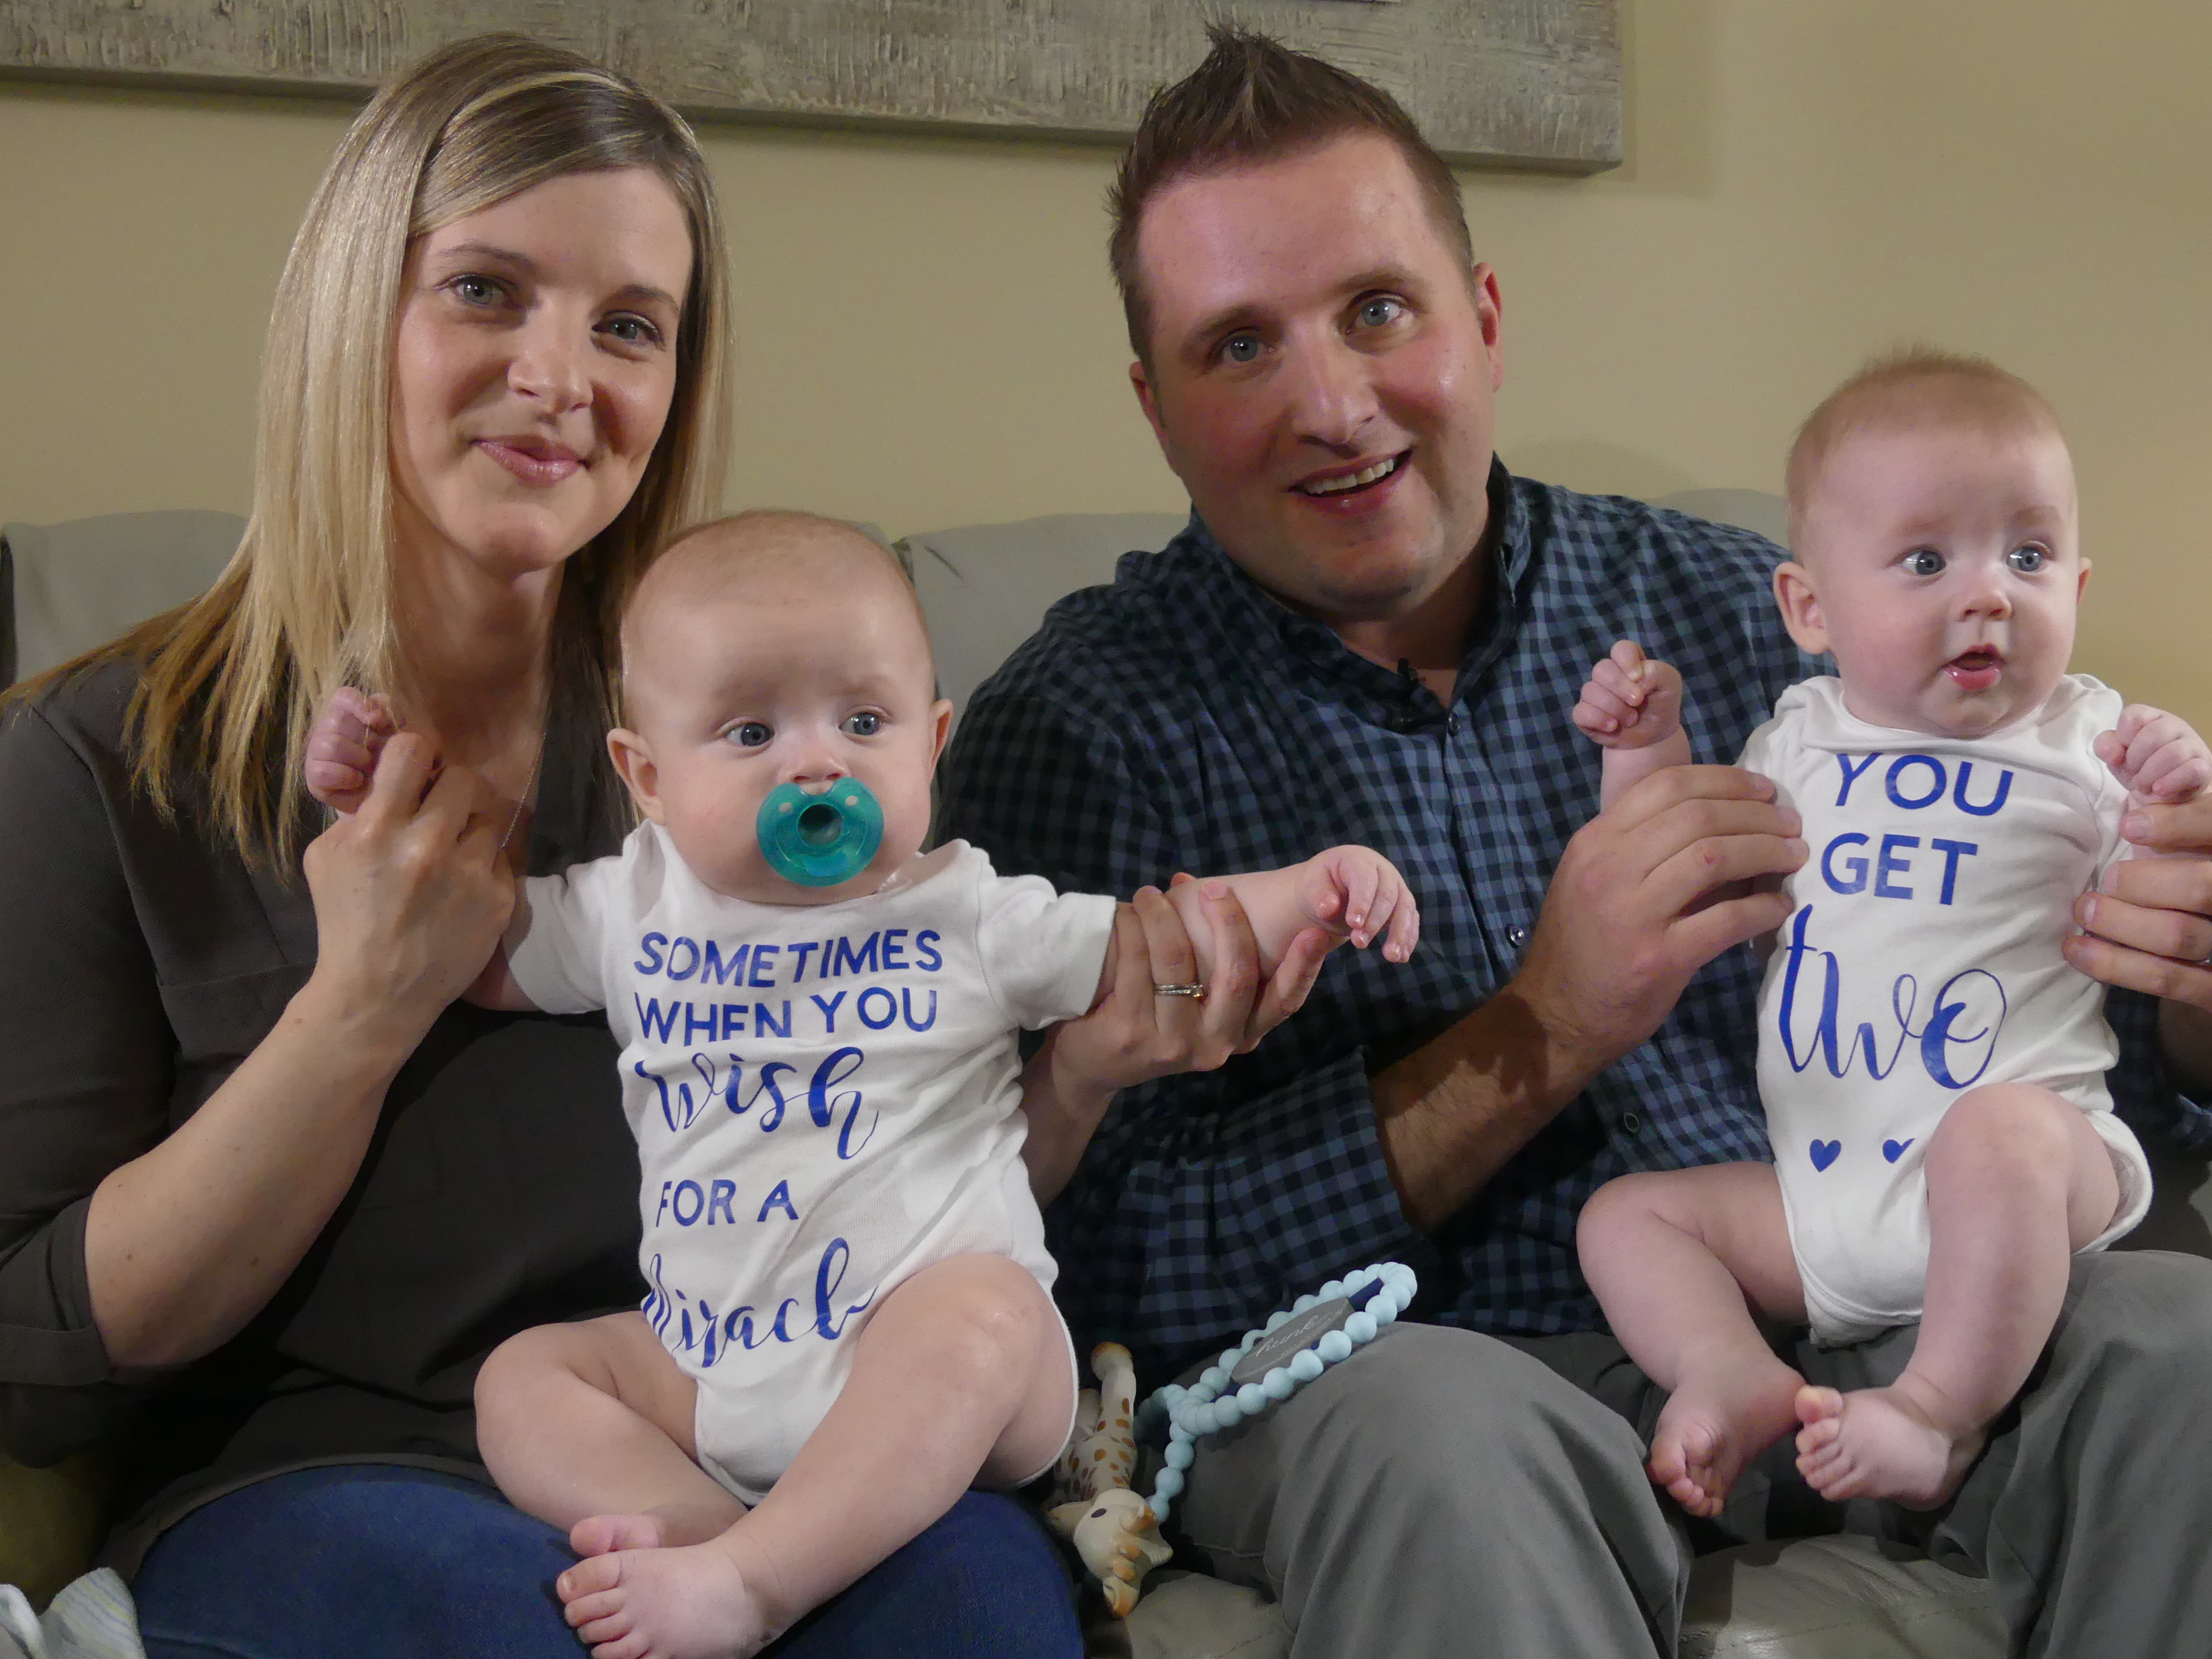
[{"xmin": 29, "ymin": 33, "xmax": 731, "ymax": 864}]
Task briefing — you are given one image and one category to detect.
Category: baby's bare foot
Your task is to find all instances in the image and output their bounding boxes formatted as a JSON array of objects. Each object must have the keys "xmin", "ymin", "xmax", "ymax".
[
  {"xmin": 571, "ymin": 1513, "xmax": 666, "ymax": 1558},
  {"xmin": 1647, "ymin": 1363, "xmax": 1804, "ymax": 1519},
  {"xmin": 557, "ymin": 1538, "xmax": 773, "ymax": 1659},
  {"xmin": 572, "ymin": 1500, "xmax": 746, "ymax": 1558},
  {"xmin": 1793, "ymin": 1384, "xmax": 1985, "ymax": 1510}
]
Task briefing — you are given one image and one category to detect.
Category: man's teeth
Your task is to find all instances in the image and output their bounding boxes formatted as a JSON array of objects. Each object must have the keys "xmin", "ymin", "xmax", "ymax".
[{"xmin": 1301, "ymin": 457, "xmax": 1398, "ymax": 496}]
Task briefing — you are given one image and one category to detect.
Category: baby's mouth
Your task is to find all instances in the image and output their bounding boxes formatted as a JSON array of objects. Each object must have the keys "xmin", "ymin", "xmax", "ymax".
[{"xmin": 1944, "ymin": 648, "xmax": 2004, "ymax": 691}]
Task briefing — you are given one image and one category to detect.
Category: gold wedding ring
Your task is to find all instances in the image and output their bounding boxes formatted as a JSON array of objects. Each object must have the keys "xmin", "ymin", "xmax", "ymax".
[{"xmin": 1154, "ymin": 982, "xmax": 1208, "ymax": 1000}]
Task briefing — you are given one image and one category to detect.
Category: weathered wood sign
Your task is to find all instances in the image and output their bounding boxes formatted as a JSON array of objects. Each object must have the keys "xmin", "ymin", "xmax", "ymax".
[{"xmin": 0, "ymin": 1, "xmax": 1620, "ymax": 172}]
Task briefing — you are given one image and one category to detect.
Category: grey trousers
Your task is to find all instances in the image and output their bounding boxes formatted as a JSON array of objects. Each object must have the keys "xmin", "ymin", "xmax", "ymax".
[{"xmin": 1168, "ymin": 1250, "xmax": 2212, "ymax": 1659}]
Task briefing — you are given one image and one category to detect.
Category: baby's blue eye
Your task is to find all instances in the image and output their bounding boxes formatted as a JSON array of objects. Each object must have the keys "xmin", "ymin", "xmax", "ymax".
[
  {"xmin": 729, "ymin": 721, "xmax": 771, "ymax": 748},
  {"xmin": 844, "ymin": 712, "xmax": 883, "ymax": 737},
  {"xmin": 2008, "ymin": 545, "xmax": 2048, "ymax": 573},
  {"xmin": 1904, "ymin": 548, "xmax": 1945, "ymax": 576}
]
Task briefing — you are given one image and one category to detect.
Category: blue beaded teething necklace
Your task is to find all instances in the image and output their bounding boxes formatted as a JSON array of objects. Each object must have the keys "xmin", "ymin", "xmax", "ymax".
[{"xmin": 1133, "ymin": 1261, "xmax": 1417, "ymax": 1521}]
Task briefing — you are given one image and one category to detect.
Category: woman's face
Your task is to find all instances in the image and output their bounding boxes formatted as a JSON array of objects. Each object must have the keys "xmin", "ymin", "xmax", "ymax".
[{"xmin": 389, "ymin": 166, "xmax": 693, "ymax": 582}]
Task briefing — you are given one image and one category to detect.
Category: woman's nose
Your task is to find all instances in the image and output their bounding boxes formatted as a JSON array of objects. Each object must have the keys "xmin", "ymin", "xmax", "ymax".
[{"xmin": 508, "ymin": 320, "xmax": 591, "ymax": 413}]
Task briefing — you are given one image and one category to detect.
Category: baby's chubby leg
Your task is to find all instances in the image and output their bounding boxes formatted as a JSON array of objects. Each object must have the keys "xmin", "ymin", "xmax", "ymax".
[
  {"xmin": 1794, "ymin": 1083, "xmax": 2121, "ymax": 1509},
  {"xmin": 475, "ymin": 1312, "xmax": 744, "ymax": 1554},
  {"xmin": 556, "ymin": 1254, "xmax": 1074, "ymax": 1659},
  {"xmin": 1578, "ymin": 1164, "xmax": 1808, "ymax": 1519}
]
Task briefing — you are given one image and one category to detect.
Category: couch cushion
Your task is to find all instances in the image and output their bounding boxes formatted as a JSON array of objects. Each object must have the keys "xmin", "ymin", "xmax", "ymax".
[
  {"xmin": 1683, "ymin": 1536, "xmax": 2004, "ymax": 1659},
  {"xmin": 898, "ymin": 513, "xmax": 1188, "ymax": 722},
  {"xmin": 2, "ymin": 511, "xmax": 245, "ymax": 685}
]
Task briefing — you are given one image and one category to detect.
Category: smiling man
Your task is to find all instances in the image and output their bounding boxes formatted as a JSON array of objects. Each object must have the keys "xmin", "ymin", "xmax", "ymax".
[{"xmin": 938, "ymin": 27, "xmax": 2212, "ymax": 1658}]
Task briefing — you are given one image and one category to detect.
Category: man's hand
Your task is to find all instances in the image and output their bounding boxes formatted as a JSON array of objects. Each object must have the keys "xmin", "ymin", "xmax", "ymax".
[
  {"xmin": 1371, "ymin": 765, "xmax": 1803, "ymax": 1230},
  {"xmin": 2069, "ymin": 793, "xmax": 2212, "ymax": 1019}
]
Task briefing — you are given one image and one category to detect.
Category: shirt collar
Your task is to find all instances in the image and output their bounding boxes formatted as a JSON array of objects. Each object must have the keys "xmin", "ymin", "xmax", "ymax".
[{"xmin": 1179, "ymin": 456, "xmax": 1529, "ymax": 710}]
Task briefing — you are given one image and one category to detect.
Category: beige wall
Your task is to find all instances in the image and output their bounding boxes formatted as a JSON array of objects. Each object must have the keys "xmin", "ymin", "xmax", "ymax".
[{"xmin": 4, "ymin": 1, "xmax": 2211, "ymax": 710}]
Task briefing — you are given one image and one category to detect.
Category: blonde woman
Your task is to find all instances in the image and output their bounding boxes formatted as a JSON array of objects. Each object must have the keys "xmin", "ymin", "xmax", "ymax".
[{"xmin": 0, "ymin": 35, "xmax": 1243, "ymax": 1658}]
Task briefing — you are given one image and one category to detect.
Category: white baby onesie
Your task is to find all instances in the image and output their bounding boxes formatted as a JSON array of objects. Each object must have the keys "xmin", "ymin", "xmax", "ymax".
[
  {"xmin": 507, "ymin": 828, "xmax": 1114, "ymax": 1501},
  {"xmin": 1743, "ymin": 675, "xmax": 2152, "ymax": 1347}
]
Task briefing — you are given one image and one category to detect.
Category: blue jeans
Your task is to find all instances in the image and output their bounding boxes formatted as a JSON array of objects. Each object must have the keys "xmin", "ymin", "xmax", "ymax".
[{"xmin": 134, "ymin": 1464, "xmax": 1082, "ymax": 1659}]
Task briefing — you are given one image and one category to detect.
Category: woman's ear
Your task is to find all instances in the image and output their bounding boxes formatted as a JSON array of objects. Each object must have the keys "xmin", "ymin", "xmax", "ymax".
[
  {"xmin": 1772, "ymin": 562, "xmax": 1830, "ymax": 656},
  {"xmin": 607, "ymin": 728, "xmax": 666, "ymax": 823}
]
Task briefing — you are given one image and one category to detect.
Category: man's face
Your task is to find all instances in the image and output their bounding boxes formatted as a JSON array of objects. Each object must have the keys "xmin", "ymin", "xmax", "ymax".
[{"xmin": 1128, "ymin": 133, "xmax": 1504, "ymax": 630}]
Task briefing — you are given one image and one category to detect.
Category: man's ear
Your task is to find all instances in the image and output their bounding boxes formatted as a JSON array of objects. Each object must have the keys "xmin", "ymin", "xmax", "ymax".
[
  {"xmin": 1772, "ymin": 561, "xmax": 1831, "ymax": 656},
  {"xmin": 1472, "ymin": 262, "xmax": 1505, "ymax": 393},
  {"xmin": 927, "ymin": 699, "xmax": 955, "ymax": 769},
  {"xmin": 1129, "ymin": 359, "xmax": 1171, "ymax": 453},
  {"xmin": 606, "ymin": 728, "xmax": 666, "ymax": 824}
]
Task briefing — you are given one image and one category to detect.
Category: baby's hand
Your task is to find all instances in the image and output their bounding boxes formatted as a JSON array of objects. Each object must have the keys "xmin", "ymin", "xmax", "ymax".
[
  {"xmin": 2096, "ymin": 704, "xmax": 2212, "ymax": 804},
  {"xmin": 305, "ymin": 687, "xmax": 400, "ymax": 816},
  {"xmin": 1573, "ymin": 640, "xmax": 1684, "ymax": 751},
  {"xmin": 1296, "ymin": 846, "xmax": 1420, "ymax": 964}
]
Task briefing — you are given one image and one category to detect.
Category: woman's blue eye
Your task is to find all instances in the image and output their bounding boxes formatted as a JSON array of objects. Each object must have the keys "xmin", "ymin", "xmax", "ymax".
[
  {"xmin": 604, "ymin": 314, "xmax": 661, "ymax": 347},
  {"xmin": 2008, "ymin": 545, "xmax": 2048, "ymax": 572},
  {"xmin": 452, "ymin": 275, "xmax": 503, "ymax": 306},
  {"xmin": 731, "ymin": 721, "xmax": 771, "ymax": 748},
  {"xmin": 1905, "ymin": 549, "xmax": 1945, "ymax": 576},
  {"xmin": 844, "ymin": 712, "xmax": 883, "ymax": 737}
]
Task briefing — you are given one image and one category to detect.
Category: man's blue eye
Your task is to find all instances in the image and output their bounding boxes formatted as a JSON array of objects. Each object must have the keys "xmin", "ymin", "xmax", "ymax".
[
  {"xmin": 1905, "ymin": 549, "xmax": 1945, "ymax": 576},
  {"xmin": 844, "ymin": 712, "xmax": 882, "ymax": 737},
  {"xmin": 1222, "ymin": 334, "xmax": 1262, "ymax": 365},
  {"xmin": 1358, "ymin": 298, "xmax": 1401, "ymax": 327},
  {"xmin": 731, "ymin": 721, "xmax": 771, "ymax": 747},
  {"xmin": 2008, "ymin": 545, "xmax": 2047, "ymax": 572}
]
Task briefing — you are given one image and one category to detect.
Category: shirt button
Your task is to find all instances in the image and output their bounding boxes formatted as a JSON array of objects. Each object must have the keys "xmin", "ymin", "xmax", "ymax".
[
  {"xmin": 1506, "ymin": 924, "xmax": 1528, "ymax": 947},
  {"xmin": 1620, "ymin": 1110, "xmax": 1644, "ymax": 1136},
  {"xmin": 1446, "ymin": 713, "xmax": 1464, "ymax": 736}
]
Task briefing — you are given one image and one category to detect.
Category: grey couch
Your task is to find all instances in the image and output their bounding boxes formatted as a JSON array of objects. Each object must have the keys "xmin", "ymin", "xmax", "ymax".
[{"xmin": 4, "ymin": 504, "xmax": 2205, "ymax": 1656}]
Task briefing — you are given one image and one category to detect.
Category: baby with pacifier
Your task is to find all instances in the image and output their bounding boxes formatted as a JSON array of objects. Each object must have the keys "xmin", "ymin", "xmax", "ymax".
[
  {"xmin": 1568, "ymin": 351, "xmax": 2209, "ymax": 1521},
  {"xmin": 306, "ymin": 509, "xmax": 1418, "ymax": 1659}
]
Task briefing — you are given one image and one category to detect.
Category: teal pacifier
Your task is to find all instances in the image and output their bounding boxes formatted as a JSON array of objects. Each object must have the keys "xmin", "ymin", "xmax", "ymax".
[{"xmin": 758, "ymin": 778, "xmax": 884, "ymax": 888}]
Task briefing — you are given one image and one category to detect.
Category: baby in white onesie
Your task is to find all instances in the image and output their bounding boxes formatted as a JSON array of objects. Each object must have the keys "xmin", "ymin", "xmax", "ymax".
[
  {"xmin": 1567, "ymin": 352, "xmax": 2210, "ymax": 1521},
  {"xmin": 306, "ymin": 510, "xmax": 1417, "ymax": 1659}
]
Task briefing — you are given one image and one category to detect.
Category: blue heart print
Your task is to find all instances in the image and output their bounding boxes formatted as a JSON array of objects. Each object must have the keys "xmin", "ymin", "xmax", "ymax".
[
  {"xmin": 1882, "ymin": 1138, "xmax": 1914, "ymax": 1164},
  {"xmin": 1809, "ymin": 1139, "xmax": 1841, "ymax": 1172}
]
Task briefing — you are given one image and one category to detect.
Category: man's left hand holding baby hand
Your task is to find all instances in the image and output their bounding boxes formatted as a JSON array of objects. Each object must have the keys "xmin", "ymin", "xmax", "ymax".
[{"xmin": 2074, "ymin": 704, "xmax": 2212, "ymax": 1081}]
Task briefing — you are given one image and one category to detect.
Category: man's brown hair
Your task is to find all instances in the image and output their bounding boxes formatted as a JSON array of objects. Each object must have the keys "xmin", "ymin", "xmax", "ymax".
[
  {"xmin": 1108, "ymin": 23, "xmax": 1474, "ymax": 366},
  {"xmin": 1786, "ymin": 348, "xmax": 2065, "ymax": 550}
]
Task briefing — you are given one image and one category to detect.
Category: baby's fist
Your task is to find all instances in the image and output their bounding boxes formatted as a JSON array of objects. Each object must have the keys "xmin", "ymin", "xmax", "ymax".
[
  {"xmin": 1574, "ymin": 640, "xmax": 1684, "ymax": 751},
  {"xmin": 1298, "ymin": 846, "xmax": 1420, "ymax": 964},
  {"xmin": 2095, "ymin": 704, "xmax": 2212, "ymax": 805},
  {"xmin": 305, "ymin": 687, "xmax": 399, "ymax": 816}
]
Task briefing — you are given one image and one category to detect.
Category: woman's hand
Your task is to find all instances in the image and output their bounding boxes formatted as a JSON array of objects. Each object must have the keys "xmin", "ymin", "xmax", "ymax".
[
  {"xmin": 298, "ymin": 727, "xmax": 516, "ymax": 1043},
  {"xmin": 1017, "ymin": 883, "xmax": 1332, "ymax": 1203}
]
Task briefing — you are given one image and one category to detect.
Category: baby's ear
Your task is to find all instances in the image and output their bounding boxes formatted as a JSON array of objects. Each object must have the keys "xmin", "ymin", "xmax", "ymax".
[
  {"xmin": 606, "ymin": 728, "xmax": 666, "ymax": 823},
  {"xmin": 927, "ymin": 699, "xmax": 955, "ymax": 769},
  {"xmin": 1772, "ymin": 561, "xmax": 1830, "ymax": 657}
]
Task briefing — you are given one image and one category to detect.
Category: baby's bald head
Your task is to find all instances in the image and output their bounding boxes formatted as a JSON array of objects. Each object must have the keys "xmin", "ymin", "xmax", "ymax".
[
  {"xmin": 1786, "ymin": 349, "xmax": 2069, "ymax": 557},
  {"xmin": 622, "ymin": 510, "xmax": 933, "ymax": 724}
]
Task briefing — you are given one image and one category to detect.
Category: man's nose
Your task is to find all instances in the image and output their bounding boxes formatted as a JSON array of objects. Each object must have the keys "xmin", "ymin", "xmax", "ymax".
[
  {"xmin": 508, "ymin": 316, "xmax": 592, "ymax": 413},
  {"xmin": 1284, "ymin": 334, "xmax": 1380, "ymax": 450}
]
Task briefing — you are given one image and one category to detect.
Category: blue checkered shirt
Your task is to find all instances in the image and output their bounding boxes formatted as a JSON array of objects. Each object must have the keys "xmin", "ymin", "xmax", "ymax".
[{"xmin": 936, "ymin": 464, "xmax": 2201, "ymax": 1379}]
